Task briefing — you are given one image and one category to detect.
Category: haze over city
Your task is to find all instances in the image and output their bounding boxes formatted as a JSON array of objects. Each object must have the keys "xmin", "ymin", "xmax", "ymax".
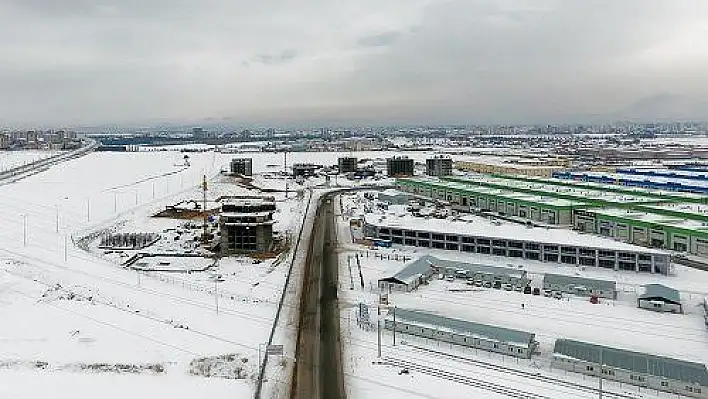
[{"xmin": 1, "ymin": 0, "xmax": 708, "ymax": 127}]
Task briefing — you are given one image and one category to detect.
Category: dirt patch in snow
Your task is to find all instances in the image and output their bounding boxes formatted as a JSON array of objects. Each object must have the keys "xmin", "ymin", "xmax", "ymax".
[{"xmin": 188, "ymin": 354, "xmax": 253, "ymax": 380}]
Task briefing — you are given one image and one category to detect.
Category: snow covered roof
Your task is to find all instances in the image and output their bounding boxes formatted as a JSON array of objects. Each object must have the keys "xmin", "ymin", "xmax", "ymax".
[
  {"xmin": 554, "ymin": 339, "xmax": 708, "ymax": 386},
  {"xmin": 639, "ymin": 284, "xmax": 681, "ymax": 305},
  {"xmin": 386, "ymin": 308, "xmax": 535, "ymax": 347},
  {"xmin": 380, "ymin": 255, "xmax": 526, "ymax": 285},
  {"xmin": 543, "ymin": 274, "xmax": 615, "ymax": 291},
  {"xmin": 365, "ymin": 212, "xmax": 669, "ymax": 255}
]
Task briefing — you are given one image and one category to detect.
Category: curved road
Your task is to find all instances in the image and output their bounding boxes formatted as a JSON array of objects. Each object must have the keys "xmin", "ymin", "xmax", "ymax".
[{"xmin": 291, "ymin": 193, "xmax": 346, "ymax": 399}]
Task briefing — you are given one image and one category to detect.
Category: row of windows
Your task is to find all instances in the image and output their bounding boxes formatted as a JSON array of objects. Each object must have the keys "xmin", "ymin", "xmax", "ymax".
[
  {"xmin": 398, "ymin": 324, "xmax": 525, "ymax": 354},
  {"xmin": 582, "ymin": 366, "xmax": 702, "ymax": 394}
]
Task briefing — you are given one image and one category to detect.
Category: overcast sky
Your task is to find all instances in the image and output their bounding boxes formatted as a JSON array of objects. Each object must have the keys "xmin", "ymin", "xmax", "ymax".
[{"xmin": 1, "ymin": 0, "xmax": 707, "ymax": 127}]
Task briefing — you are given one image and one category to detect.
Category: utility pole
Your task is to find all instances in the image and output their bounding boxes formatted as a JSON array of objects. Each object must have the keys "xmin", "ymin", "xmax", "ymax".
[
  {"xmin": 55, "ymin": 205, "xmax": 59, "ymax": 233},
  {"xmin": 86, "ymin": 198, "xmax": 90, "ymax": 222},
  {"xmin": 598, "ymin": 347, "xmax": 603, "ymax": 399},
  {"xmin": 114, "ymin": 192, "xmax": 117, "ymax": 213},
  {"xmin": 284, "ymin": 151, "xmax": 288, "ymax": 199},
  {"xmin": 152, "ymin": 181, "xmax": 155, "ymax": 199},
  {"xmin": 22, "ymin": 214, "xmax": 27, "ymax": 246},
  {"xmin": 64, "ymin": 235, "xmax": 68, "ymax": 262},
  {"xmin": 392, "ymin": 305, "xmax": 397, "ymax": 346},
  {"xmin": 215, "ymin": 279, "xmax": 219, "ymax": 314},
  {"xmin": 377, "ymin": 305, "xmax": 382, "ymax": 358}
]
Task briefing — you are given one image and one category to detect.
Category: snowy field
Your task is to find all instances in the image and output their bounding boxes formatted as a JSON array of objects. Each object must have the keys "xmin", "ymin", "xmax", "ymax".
[
  {"xmin": 0, "ymin": 150, "xmax": 65, "ymax": 172},
  {"xmin": 335, "ymin": 192, "xmax": 708, "ymax": 399},
  {"xmin": 0, "ymin": 150, "xmax": 318, "ymax": 398}
]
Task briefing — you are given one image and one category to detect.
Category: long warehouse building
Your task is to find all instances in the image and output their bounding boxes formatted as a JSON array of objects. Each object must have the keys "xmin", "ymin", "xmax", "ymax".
[{"xmin": 363, "ymin": 212, "xmax": 670, "ymax": 273}]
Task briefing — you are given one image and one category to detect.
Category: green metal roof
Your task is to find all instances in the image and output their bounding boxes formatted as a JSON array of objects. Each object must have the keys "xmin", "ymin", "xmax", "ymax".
[
  {"xmin": 639, "ymin": 283, "xmax": 681, "ymax": 305},
  {"xmin": 554, "ymin": 339, "xmax": 708, "ymax": 386}
]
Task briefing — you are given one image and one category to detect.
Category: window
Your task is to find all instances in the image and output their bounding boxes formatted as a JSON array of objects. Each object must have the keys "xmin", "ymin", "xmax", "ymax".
[
  {"xmin": 686, "ymin": 386, "xmax": 694, "ymax": 393},
  {"xmin": 660, "ymin": 381, "xmax": 668, "ymax": 387},
  {"xmin": 586, "ymin": 366, "xmax": 594, "ymax": 371},
  {"xmin": 493, "ymin": 343, "xmax": 498, "ymax": 349},
  {"xmin": 518, "ymin": 349, "xmax": 523, "ymax": 354}
]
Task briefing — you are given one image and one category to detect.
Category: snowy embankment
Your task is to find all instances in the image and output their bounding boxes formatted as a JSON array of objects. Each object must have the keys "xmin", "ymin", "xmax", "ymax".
[{"xmin": 0, "ymin": 151, "xmax": 309, "ymax": 398}]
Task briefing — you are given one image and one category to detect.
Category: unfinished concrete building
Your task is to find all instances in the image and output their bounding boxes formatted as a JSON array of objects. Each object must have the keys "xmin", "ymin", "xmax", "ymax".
[
  {"xmin": 230, "ymin": 158, "xmax": 253, "ymax": 176},
  {"xmin": 219, "ymin": 196, "xmax": 276, "ymax": 254}
]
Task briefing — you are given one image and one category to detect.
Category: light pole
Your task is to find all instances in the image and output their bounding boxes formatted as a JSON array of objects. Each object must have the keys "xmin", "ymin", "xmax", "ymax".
[
  {"xmin": 22, "ymin": 214, "xmax": 27, "ymax": 246},
  {"xmin": 55, "ymin": 204, "xmax": 59, "ymax": 233}
]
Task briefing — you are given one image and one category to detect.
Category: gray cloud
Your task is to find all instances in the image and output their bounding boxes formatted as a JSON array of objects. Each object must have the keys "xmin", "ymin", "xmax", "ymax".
[
  {"xmin": 357, "ymin": 31, "xmax": 401, "ymax": 48},
  {"xmin": 0, "ymin": 0, "xmax": 706, "ymax": 127},
  {"xmin": 254, "ymin": 50, "xmax": 298, "ymax": 66}
]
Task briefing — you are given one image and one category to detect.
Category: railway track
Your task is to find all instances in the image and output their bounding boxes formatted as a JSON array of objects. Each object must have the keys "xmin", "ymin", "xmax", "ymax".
[
  {"xmin": 379, "ymin": 357, "xmax": 552, "ymax": 399},
  {"xmin": 404, "ymin": 344, "xmax": 642, "ymax": 399}
]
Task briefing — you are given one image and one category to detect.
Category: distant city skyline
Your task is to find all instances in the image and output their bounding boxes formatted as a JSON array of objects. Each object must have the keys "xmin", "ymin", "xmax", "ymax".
[{"xmin": 1, "ymin": 0, "xmax": 707, "ymax": 128}]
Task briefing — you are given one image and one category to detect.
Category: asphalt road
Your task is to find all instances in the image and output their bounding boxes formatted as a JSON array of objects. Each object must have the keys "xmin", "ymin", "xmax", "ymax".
[{"xmin": 291, "ymin": 194, "xmax": 346, "ymax": 399}]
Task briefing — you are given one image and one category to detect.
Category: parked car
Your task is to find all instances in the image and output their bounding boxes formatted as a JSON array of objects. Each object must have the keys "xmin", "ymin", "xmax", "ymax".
[
  {"xmin": 532, "ymin": 287, "xmax": 541, "ymax": 295},
  {"xmin": 483, "ymin": 281, "xmax": 492, "ymax": 288},
  {"xmin": 543, "ymin": 289, "xmax": 553, "ymax": 297},
  {"xmin": 493, "ymin": 281, "xmax": 502, "ymax": 289},
  {"xmin": 524, "ymin": 286, "xmax": 532, "ymax": 294},
  {"xmin": 553, "ymin": 291, "xmax": 563, "ymax": 299},
  {"xmin": 465, "ymin": 279, "xmax": 474, "ymax": 286},
  {"xmin": 445, "ymin": 275, "xmax": 455, "ymax": 282},
  {"xmin": 503, "ymin": 283, "xmax": 513, "ymax": 291},
  {"xmin": 474, "ymin": 280, "xmax": 484, "ymax": 287},
  {"xmin": 514, "ymin": 285, "xmax": 523, "ymax": 292}
]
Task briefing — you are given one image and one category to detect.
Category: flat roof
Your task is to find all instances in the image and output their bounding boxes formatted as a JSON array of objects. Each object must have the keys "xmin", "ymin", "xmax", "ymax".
[
  {"xmin": 385, "ymin": 308, "xmax": 535, "ymax": 346},
  {"xmin": 455, "ymin": 156, "xmax": 563, "ymax": 170},
  {"xmin": 365, "ymin": 211, "xmax": 668, "ymax": 254},
  {"xmin": 543, "ymin": 274, "xmax": 616, "ymax": 292},
  {"xmin": 554, "ymin": 339, "xmax": 708, "ymax": 386},
  {"xmin": 588, "ymin": 208, "xmax": 708, "ymax": 234},
  {"xmin": 444, "ymin": 175, "xmax": 662, "ymax": 205},
  {"xmin": 399, "ymin": 177, "xmax": 586, "ymax": 208},
  {"xmin": 380, "ymin": 254, "xmax": 526, "ymax": 284},
  {"xmin": 578, "ymin": 171, "xmax": 708, "ymax": 189},
  {"xmin": 494, "ymin": 174, "xmax": 706, "ymax": 202}
]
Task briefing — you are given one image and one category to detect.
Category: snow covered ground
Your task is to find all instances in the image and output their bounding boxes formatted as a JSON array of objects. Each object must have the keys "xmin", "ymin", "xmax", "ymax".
[
  {"xmin": 336, "ymin": 192, "xmax": 708, "ymax": 399},
  {"xmin": 0, "ymin": 150, "xmax": 65, "ymax": 172},
  {"xmin": 0, "ymin": 150, "xmax": 319, "ymax": 398}
]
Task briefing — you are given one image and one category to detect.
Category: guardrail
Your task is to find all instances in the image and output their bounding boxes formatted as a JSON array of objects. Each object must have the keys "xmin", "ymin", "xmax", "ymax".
[
  {"xmin": 0, "ymin": 139, "xmax": 98, "ymax": 182},
  {"xmin": 254, "ymin": 184, "xmax": 394, "ymax": 399}
]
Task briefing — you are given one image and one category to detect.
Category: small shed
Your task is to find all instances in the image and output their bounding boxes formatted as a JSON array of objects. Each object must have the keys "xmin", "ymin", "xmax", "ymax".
[
  {"xmin": 378, "ymin": 256, "xmax": 436, "ymax": 293},
  {"xmin": 638, "ymin": 284, "xmax": 682, "ymax": 313},
  {"xmin": 543, "ymin": 274, "xmax": 617, "ymax": 299}
]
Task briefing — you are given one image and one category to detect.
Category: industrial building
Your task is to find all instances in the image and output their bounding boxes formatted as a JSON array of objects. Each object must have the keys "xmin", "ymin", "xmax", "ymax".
[
  {"xmin": 377, "ymin": 189, "xmax": 413, "ymax": 206},
  {"xmin": 442, "ymin": 175, "xmax": 663, "ymax": 209},
  {"xmin": 492, "ymin": 173, "xmax": 708, "ymax": 205},
  {"xmin": 384, "ymin": 308, "xmax": 538, "ymax": 358},
  {"xmin": 229, "ymin": 158, "xmax": 253, "ymax": 176},
  {"xmin": 377, "ymin": 255, "xmax": 528, "ymax": 293},
  {"xmin": 386, "ymin": 156, "xmax": 414, "ymax": 177},
  {"xmin": 552, "ymin": 339, "xmax": 708, "ymax": 399},
  {"xmin": 554, "ymin": 170, "xmax": 708, "ymax": 194},
  {"xmin": 573, "ymin": 208, "xmax": 708, "ymax": 256},
  {"xmin": 363, "ymin": 212, "xmax": 670, "ymax": 273},
  {"xmin": 542, "ymin": 274, "xmax": 616, "ymax": 299},
  {"xmin": 638, "ymin": 284, "xmax": 682, "ymax": 313},
  {"xmin": 396, "ymin": 177, "xmax": 584, "ymax": 225},
  {"xmin": 338, "ymin": 156, "xmax": 358, "ymax": 173},
  {"xmin": 219, "ymin": 196, "xmax": 276, "ymax": 254},
  {"xmin": 454, "ymin": 155, "xmax": 566, "ymax": 177},
  {"xmin": 425, "ymin": 156, "xmax": 453, "ymax": 177}
]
